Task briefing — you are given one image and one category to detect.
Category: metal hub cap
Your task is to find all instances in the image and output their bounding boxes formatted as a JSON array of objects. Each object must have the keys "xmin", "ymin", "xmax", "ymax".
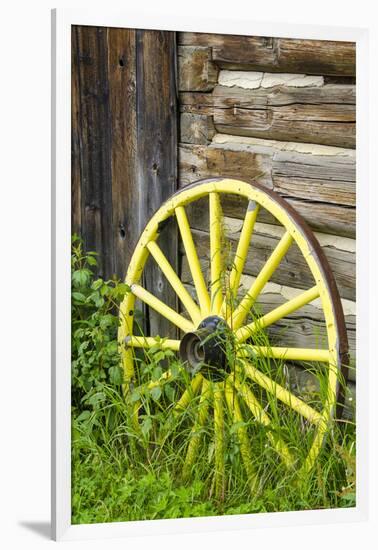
[{"xmin": 179, "ymin": 316, "xmax": 231, "ymax": 381}]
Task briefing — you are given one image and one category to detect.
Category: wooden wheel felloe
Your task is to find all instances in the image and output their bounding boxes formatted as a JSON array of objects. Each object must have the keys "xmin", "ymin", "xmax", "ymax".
[{"xmin": 118, "ymin": 178, "xmax": 348, "ymax": 490}]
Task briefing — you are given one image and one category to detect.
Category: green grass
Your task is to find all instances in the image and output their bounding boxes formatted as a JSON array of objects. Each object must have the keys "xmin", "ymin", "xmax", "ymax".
[
  {"xmin": 71, "ymin": 236, "xmax": 356, "ymax": 524},
  {"xmin": 71, "ymin": 373, "xmax": 355, "ymax": 524}
]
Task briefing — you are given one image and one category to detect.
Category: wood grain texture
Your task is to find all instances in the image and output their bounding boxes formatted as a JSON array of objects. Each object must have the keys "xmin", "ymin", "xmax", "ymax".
[
  {"xmin": 72, "ymin": 26, "xmax": 178, "ymax": 336},
  {"xmin": 108, "ymin": 28, "xmax": 138, "ymax": 280},
  {"xmin": 179, "ymin": 143, "xmax": 272, "ymax": 188},
  {"xmin": 180, "ymin": 85, "xmax": 356, "ymax": 148},
  {"xmin": 179, "ymin": 142, "xmax": 355, "ymax": 237},
  {"xmin": 72, "ymin": 26, "xmax": 114, "ymax": 279},
  {"xmin": 178, "ymin": 46, "xmax": 218, "ymax": 91},
  {"xmin": 71, "ymin": 28, "xmax": 82, "ymax": 237},
  {"xmin": 136, "ymin": 30, "xmax": 178, "ymax": 338},
  {"xmin": 272, "ymin": 149, "xmax": 355, "ymax": 206},
  {"xmin": 180, "ymin": 113, "xmax": 216, "ymax": 144},
  {"xmin": 178, "ymin": 33, "xmax": 356, "ymax": 76}
]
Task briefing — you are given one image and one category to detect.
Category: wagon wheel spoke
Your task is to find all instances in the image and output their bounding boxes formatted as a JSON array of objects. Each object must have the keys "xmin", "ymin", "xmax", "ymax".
[
  {"xmin": 124, "ymin": 370, "xmax": 176, "ymax": 433},
  {"xmin": 213, "ymin": 382, "xmax": 225, "ymax": 501},
  {"xmin": 238, "ymin": 344, "xmax": 330, "ymax": 363},
  {"xmin": 229, "ymin": 376, "xmax": 294, "ymax": 468},
  {"xmin": 221, "ymin": 200, "xmax": 260, "ymax": 318},
  {"xmin": 182, "ymin": 378, "xmax": 211, "ymax": 479},
  {"xmin": 173, "ymin": 373, "xmax": 203, "ymax": 414},
  {"xmin": 125, "ymin": 370, "xmax": 174, "ymax": 416},
  {"xmin": 125, "ymin": 335, "xmax": 181, "ymax": 351},
  {"xmin": 301, "ymin": 424, "xmax": 330, "ymax": 476},
  {"xmin": 229, "ymin": 231, "xmax": 293, "ymax": 330},
  {"xmin": 131, "ymin": 283, "xmax": 195, "ymax": 333},
  {"xmin": 175, "ymin": 205, "xmax": 211, "ymax": 317},
  {"xmin": 224, "ymin": 381, "xmax": 259, "ymax": 491},
  {"xmin": 237, "ymin": 357, "xmax": 324, "ymax": 426},
  {"xmin": 235, "ymin": 285, "xmax": 320, "ymax": 343},
  {"xmin": 147, "ymin": 240, "xmax": 202, "ymax": 326},
  {"xmin": 209, "ymin": 192, "xmax": 224, "ymax": 314}
]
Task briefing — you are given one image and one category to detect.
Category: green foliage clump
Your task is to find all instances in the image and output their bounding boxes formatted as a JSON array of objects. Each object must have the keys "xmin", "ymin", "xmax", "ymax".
[{"xmin": 71, "ymin": 235, "xmax": 129, "ymax": 411}]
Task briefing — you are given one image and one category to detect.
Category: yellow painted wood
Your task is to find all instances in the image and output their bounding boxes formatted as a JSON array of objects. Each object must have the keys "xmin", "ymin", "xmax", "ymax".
[
  {"xmin": 209, "ymin": 192, "xmax": 224, "ymax": 314},
  {"xmin": 131, "ymin": 284, "xmax": 194, "ymax": 333},
  {"xmin": 183, "ymin": 378, "xmax": 211, "ymax": 479},
  {"xmin": 231, "ymin": 377, "xmax": 294, "ymax": 468},
  {"xmin": 224, "ymin": 382, "xmax": 259, "ymax": 491},
  {"xmin": 221, "ymin": 200, "xmax": 259, "ymax": 318},
  {"xmin": 147, "ymin": 240, "xmax": 202, "ymax": 325},
  {"xmin": 235, "ymin": 285, "xmax": 320, "ymax": 343},
  {"xmin": 119, "ymin": 289, "xmax": 137, "ymax": 383},
  {"xmin": 118, "ymin": 246, "xmax": 149, "ymax": 384},
  {"xmin": 240, "ymin": 358, "xmax": 323, "ymax": 425},
  {"xmin": 239, "ymin": 344, "xmax": 330, "ymax": 363},
  {"xmin": 301, "ymin": 361, "xmax": 339, "ymax": 474},
  {"xmin": 174, "ymin": 374, "xmax": 203, "ymax": 413},
  {"xmin": 175, "ymin": 205, "xmax": 210, "ymax": 317},
  {"xmin": 213, "ymin": 383, "xmax": 225, "ymax": 501},
  {"xmin": 230, "ymin": 231, "xmax": 293, "ymax": 330},
  {"xmin": 134, "ymin": 370, "xmax": 173, "ymax": 395},
  {"xmin": 125, "ymin": 335, "xmax": 180, "ymax": 351}
]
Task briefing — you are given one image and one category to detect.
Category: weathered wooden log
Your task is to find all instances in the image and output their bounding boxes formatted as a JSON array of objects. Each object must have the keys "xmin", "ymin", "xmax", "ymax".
[
  {"xmin": 180, "ymin": 113, "xmax": 216, "ymax": 144},
  {"xmin": 179, "ymin": 211, "xmax": 355, "ymax": 301},
  {"xmin": 179, "ymin": 142, "xmax": 273, "ymax": 188},
  {"xmin": 180, "ymin": 86, "xmax": 355, "ymax": 117},
  {"xmin": 178, "ymin": 33, "xmax": 356, "ymax": 77},
  {"xmin": 180, "ymin": 84, "xmax": 355, "ymax": 148},
  {"xmin": 272, "ymin": 149, "xmax": 355, "ymax": 207},
  {"xmin": 213, "ymin": 108, "xmax": 355, "ymax": 149},
  {"xmin": 178, "ymin": 46, "xmax": 218, "ymax": 91},
  {"xmin": 179, "ymin": 140, "xmax": 356, "ymax": 237}
]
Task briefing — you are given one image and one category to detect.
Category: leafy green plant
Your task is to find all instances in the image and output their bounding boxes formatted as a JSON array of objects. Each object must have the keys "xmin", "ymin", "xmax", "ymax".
[{"xmin": 71, "ymin": 235, "xmax": 130, "ymax": 410}]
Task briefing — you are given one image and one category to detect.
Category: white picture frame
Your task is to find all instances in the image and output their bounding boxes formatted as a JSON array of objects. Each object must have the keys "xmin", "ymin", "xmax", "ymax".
[{"xmin": 52, "ymin": 7, "xmax": 369, "ymax": 541}]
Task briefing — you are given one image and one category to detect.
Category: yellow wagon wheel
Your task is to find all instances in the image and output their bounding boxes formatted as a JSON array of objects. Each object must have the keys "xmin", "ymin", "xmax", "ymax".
[{"xmin": 118, "ymin": 178, "xmax": 348, "ymax": 493}]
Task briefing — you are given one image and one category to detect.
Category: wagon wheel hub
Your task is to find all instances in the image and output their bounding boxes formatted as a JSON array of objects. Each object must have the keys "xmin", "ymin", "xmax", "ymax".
[{"xmin": 179, "ymin": 316, "xmax": 232, "ymax": 381}]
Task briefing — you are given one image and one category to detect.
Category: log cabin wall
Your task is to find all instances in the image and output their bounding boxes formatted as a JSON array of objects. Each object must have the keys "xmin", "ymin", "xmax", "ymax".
[
  {"xmin": 177, "ymin": 33, "xmax": 356, "ymax": 409},
  {"xmin": 72, "ymin": 28, "xmax": 356, "ymax": 414}
]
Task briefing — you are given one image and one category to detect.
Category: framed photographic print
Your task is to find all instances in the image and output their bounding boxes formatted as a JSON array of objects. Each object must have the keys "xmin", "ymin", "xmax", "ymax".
[{"xmin": 52, "ymin": 7, "xmax": 369, "ymax": 541}]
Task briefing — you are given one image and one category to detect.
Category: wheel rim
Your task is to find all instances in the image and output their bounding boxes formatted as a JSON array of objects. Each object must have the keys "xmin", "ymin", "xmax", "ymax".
[{"xmin": 118, "ymin": 178, "xmax": 348, "ymax": 492}]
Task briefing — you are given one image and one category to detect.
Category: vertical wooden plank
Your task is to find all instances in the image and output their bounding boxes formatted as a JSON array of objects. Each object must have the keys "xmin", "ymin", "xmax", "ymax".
[
  {"xmin": 71, "ymin": 28, "xmax": 81, "ymax": 237},
  {"xmin": 107, "ymin": 28, "xmax": 138, "ymax": 280},
  {"xmin": 72, "ymin": 26, "xmax": 179, "ymax": 337},
  {"xmin": 136, "ymin": 30, "xmax": 178, "ymax": 337},
  {"xmin": 72, "ymin": 26, "xmax": 114, "ymax": 279}
]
